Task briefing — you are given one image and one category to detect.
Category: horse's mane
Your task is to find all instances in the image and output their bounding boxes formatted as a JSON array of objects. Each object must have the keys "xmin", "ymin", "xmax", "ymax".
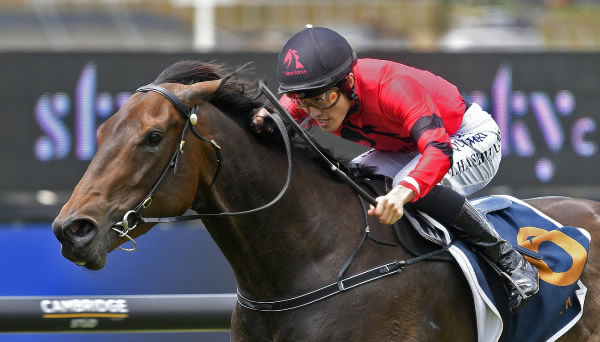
[
  {"xmin": 153, "ymin": 60, "xmax": 264, "ymax": 123},
  {"xmin": 154, "ymin": 60, "xmax": 377, "ymax": 181}
]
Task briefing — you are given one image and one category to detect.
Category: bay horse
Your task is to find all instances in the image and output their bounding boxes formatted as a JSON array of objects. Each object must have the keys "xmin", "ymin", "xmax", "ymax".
[{"xmin": 52, "ymin": 61, "xmax": 600, "ymax": 341}]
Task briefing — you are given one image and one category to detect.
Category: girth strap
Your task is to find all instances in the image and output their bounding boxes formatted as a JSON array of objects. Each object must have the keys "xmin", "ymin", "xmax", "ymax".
[
  {"xmin": 237, "ymin": 243, "xmax": 452, "ymax": 312},
  {"xmin": 237, "ymin": 260, "xmax": 406, "ymax": 312}
]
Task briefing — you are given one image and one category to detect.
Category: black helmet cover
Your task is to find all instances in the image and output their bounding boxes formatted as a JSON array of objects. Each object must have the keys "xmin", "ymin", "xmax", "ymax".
[{"xmin": 277, "ymin": 26, "xmax": 357, "ymax": 95}]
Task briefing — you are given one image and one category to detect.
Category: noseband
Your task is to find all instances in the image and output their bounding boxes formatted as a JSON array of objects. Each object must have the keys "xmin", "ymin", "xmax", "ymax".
[{"xmin": 111, "ymin": 82, "xmax": 292, "ymax": 251}]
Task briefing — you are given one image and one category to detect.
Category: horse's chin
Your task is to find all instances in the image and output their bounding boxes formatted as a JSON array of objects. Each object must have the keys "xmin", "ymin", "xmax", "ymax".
[
  {"xmin": 60, "ymin": 244, "xmax": 107, "ymax": 270},
  {"xmin": 79, "ymin": 256, "xmax": 107, "ymax": 271}
]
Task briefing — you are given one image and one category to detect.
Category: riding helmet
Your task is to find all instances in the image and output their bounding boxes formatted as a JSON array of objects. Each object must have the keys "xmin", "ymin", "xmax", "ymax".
[{"xmin": 277, "ymin": 26, "xmax": 357, "ymax": 96}]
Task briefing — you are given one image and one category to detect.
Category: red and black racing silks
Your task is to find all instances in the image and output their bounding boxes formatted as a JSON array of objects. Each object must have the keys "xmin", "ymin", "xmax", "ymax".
[{"xmin": 281, "ymin": 58, "xmax": 467, "ymax": 201}]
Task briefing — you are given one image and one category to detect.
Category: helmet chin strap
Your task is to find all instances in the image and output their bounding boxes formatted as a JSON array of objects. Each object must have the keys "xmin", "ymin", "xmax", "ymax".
[
  {"xmin": 339, "ymin": 75, "xmax": 359, "ymax": 119},
  {"xmin": 340, "ymin": 73, "xmax": 357, "ymax": 101}
]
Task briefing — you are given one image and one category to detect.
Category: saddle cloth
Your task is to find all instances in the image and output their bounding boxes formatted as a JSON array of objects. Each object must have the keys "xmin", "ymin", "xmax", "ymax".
[{"xmin": 415, "ymin": 195, "xmax": 590, "ymax": 342}]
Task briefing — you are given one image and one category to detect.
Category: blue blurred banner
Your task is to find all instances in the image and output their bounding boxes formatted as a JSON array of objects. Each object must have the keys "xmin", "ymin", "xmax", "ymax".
[
  {"xmin": 0, "ymin": 222, "xmax": 235, "ymax": 341},
  {"xmin": 0, "ymin": 223, "xmax": 236, "ymax": 295}
]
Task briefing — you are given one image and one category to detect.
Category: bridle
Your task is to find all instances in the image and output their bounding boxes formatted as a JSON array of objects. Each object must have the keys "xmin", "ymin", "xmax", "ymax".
[{"xmin": 111, "ymin": 82, "xmax": 292, "ymax": 251}]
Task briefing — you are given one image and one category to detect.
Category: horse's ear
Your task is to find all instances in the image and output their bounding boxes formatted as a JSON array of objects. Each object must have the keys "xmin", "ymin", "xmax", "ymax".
[{"xmin": 178, "ymin": 79, "xmax": 223, "ymax": 107}]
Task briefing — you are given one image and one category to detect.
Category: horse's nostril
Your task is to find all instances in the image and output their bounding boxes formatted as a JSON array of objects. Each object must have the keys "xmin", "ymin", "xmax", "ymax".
[
  {"xmin": 70, "ymin": 221, "xmax": 87, "ymax": 237},
  {"xmin": 65, "ymin": 219, "xmax": 98, "ymax": 246}
]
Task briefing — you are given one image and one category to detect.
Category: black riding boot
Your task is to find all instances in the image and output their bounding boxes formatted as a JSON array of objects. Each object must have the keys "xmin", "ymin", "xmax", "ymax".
[{"xmin": 451, "ymin": 200, "xmax": 539, "ymax": 313}]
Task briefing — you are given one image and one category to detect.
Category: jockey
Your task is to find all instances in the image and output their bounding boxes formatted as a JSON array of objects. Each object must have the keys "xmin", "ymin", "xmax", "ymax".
[{"xmin": 252, "ymin": 26, "xmax": 538, "ymax": 312}]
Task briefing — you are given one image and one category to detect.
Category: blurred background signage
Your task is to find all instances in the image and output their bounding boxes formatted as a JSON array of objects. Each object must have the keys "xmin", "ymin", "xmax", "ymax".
[{"xmin": 1, "ymin": 52, "xmax": 597, "ymax": 209}]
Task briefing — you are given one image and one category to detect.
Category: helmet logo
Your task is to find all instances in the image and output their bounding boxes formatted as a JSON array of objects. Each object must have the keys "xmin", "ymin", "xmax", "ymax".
[{"xmin": 282, "ymin": 49, "xmax": 307, "ymax": 76}]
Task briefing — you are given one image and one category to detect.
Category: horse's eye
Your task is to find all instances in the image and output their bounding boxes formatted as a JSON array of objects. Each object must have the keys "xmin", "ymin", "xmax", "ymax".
[{"xmin": 146, "ymin": 131, "xmax": 163, "ymax": 146}]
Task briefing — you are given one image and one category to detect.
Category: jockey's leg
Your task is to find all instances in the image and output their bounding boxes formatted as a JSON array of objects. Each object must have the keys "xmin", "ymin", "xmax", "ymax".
[
  {"xmin": 354, "ymin": 104, "xmax": 538, "ymax": 311},
  {"xmin": 412, "ymin": 186, "xmax": 539, "ymax": 313}
]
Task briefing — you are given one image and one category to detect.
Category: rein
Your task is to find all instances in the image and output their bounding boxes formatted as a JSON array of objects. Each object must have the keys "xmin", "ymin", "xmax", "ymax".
[
  {"xmin": 258, "ymin": 80, "xmax": 378, "ymax": 207},
  {"xmin": 111, "ymin": 83, "xmax": 293, "ymax": 251}
]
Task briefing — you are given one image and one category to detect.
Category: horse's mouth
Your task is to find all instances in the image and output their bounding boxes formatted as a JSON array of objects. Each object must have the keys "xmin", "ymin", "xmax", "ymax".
[
  {"xmin": 60, "ymin": 243, "xmax": 108, "ymax": 270},
  {"xmin": 61, "ymin": 245, "xmax": 106, "ymax": 271},
  {"xmin": 59, "ymin": 223, "xmax": 135, "ymax": 270}
]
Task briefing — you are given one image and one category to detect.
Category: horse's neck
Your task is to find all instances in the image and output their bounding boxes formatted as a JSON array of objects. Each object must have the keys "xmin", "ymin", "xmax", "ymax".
[{"xmin": 197, "ymin": 128, "xmax": 366, "ymax": 298}]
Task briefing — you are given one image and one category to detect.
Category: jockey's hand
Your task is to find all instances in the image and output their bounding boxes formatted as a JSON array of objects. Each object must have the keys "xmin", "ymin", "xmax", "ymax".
[
  {"xmin": 250, "ymin": 107, "xmax": 274, "ymax": 134},
  {"xmin": 368, "ymin": 185, "xmax": 416, "ymax": 225}
]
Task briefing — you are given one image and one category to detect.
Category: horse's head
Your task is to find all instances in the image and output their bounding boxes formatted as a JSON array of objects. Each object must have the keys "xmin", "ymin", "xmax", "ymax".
[{"xmin": 52, "ymin": 79, "xmax": 225, "ymax": 270}]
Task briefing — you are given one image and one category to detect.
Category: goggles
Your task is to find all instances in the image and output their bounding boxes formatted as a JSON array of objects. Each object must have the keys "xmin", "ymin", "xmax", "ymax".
[{"xmin": 286, "ymin": 87, "xmax": 341, "ymax": 112}]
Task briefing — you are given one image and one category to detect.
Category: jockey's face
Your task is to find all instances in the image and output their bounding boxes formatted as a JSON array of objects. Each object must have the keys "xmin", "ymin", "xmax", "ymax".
[
  {"xmin": 289, "ymin": 74, "xmax": 355, "ymax": 132},
  {"xmin": 304, "ymin": 92, "xmax": 352, "ymax": 132}
]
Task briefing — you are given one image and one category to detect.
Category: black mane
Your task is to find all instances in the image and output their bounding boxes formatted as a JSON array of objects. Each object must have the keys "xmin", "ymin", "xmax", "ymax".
[{"xmin": 153, "ymin": 60, "xmax": 264, "ymax": 123}]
